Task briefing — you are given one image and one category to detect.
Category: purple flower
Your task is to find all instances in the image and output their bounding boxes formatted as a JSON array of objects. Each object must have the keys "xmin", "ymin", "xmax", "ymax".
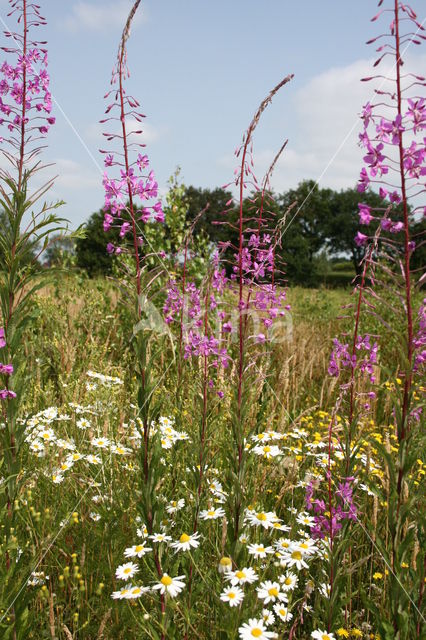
[
  {"xmin": 0, "ymin": 389, "xmax": 16, "ymax": 400},
  {"xmin": 0, "ymin": 363, "xmax": 13, "ymax": 375},
  {"xmin": 355, "ymin": 231, "xmax": 368, "ymax": 247},
  {"xmin": 358, "ymin": 203, "xmax": 373, "ymax": 225}
]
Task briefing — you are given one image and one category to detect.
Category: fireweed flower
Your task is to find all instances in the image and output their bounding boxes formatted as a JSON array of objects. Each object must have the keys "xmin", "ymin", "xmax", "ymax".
[
  {"xmin": 0, "ymin": 4, "xmax": 54, "ymax": 166},
  {"xmin": 100, "ymin": 2, "xmax": 164, "ymax": 299}
]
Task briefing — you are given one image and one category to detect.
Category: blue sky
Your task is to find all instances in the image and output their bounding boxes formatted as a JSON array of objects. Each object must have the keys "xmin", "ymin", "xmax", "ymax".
[{"xmin": 1, "ymin": 0, "xmax": 425, "ymax": 227}]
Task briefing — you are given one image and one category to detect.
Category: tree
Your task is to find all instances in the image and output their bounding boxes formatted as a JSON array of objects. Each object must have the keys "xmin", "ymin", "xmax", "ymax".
[
  {"xmin": 75, "ymin": 209, "xmax": 120, "ymax": 276},
  {"xmin": 326, "ymin": 188, "xmax": 384, "ymax": 275},
  {"xmin": 43, "ymin": 236, "xmax": 76, "ymax": 268},
  {"xmin": 277, "ymin": 180, "xmax": 333, "ymax": 285}
]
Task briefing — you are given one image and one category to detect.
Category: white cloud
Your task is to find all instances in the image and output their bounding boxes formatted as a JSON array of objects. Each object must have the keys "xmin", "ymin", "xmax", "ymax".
[
  {"xmin": 53, "ymin": 158, "xmax": 100, "ymax": 190},
  {"xmin": 87, "ymin": 119, "xmax": 165, "ymax": 148},
  {"xmin": 63, "ymin": 1, "xmax": 145, "ymax": 33},
  {"xmin": 222, "ymin": 52, "xmax": 426, "ymax": 195}
]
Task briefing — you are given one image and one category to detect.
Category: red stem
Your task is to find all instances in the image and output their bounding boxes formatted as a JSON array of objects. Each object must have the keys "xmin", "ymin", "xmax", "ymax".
[
  {"xmin": 17, "ymin": 0, "xmax": 27, "ymax": 191},
  {"xmin": 394, "ymin": 0, "xmax": 413, "ymax": 446},
  {"xmin": 118, "ymin": 55, "xmax": 142, "ymax": 312}
]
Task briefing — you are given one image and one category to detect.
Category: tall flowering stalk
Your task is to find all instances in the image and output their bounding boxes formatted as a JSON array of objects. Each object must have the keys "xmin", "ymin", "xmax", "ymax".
[
  {"xmin": 101, "ymin": 0, "xmax": 163, "ymax": 312},
  {"xmin": 219, "ymin": 75, "xmax": 293, "ymax": 547},
  {"xmin": 0, "ymin": 1, "xmax": 79, "ymax": 637},
  {"xmin": 100, "ymin": 2, "xmax": 175, "ymax": 636},
  {"xmin": 328, "ymin": 1, "xmax": 425, "ymax": 636}
]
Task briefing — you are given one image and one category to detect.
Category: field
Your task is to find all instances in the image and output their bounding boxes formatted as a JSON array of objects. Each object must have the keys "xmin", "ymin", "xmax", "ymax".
[
  {"xmin": 0, "ymin": 1, "xmax": 425, "ymax": 639},
  {"xmin": 0, "ymin": 276, "xmax": 421, "ymax": 639}
]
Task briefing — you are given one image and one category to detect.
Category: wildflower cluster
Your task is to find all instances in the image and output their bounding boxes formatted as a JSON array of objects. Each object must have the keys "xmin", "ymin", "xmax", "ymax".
[
  {"xmin": 0, "ymin": 1, "xmax": 54, "ymax": 168},
  {"xmin": 100, "ymin": 1, "xmax": 163, "ymax": 263},
  {"xmin": 305, "ymin": 476, "xmax": 357, "ymax": 540}
]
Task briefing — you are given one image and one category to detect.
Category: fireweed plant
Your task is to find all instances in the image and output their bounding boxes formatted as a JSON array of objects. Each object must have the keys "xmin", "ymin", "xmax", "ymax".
[
  {"xmin": 0, "ymin": 1, "xmax": 80, "ymax": 637},
  {"xmin": 324, "ymin": 1, "xmax": 425, "ymax": 638},
  {"xmin": 222, "ymin": 76, "xmax": 294, "ymax": 552}
]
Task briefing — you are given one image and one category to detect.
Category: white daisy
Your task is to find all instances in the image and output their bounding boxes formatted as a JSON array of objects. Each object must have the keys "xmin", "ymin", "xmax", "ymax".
[
  {"xmin": 296, "ymin": 513, "xmax": 316, "ymax": 528},
  {"xmin": 126, "ymin": 585, "xmax": 149, "ymax": 599},
  {"xmin": 252, "ymin": 444, "xmax": 282, "ymax": 459},
  {"xmin": 152, "ymin": 573, "xmax": 185, "ymax": 598},
  {"xmin": 273, "ymin": 602, "xmax": 293, "ymax": 622},
  {"xmin": 220, "ymin": 585, "xmax": 244, "ymax": 607},
  {"xmin": 262, "ymin": 609, "xmax": 275, "ymax": 626},
  {"xmin": 150, "ymin": 533, "xmax": 172, "ymax": 544},
  {"xmin": 257, "ymin": 581, "xmax": 287, "ymax": 605},
  {"xmin": 91, "ymin": 437, "xmax": 110, "ymax": 449},
  {"xmin": 124, "ymin": 543, "xmax": 152, "ymax": 558},
  {"xmin": 200, "ymin": 507, "xmax": 226, "ymax": 520},
  {"xmin": 279, "ymin": 572, "xmax": 298, "ymax": 591},
  {"xmin": 115, "ymin": 562, "xmax": 139, "ymax": 581},
  {"xmin": 76, "ymin": 418, "xmax": 91, "ymax": 430},
  {"xmin": 246, "ymin": 510, "xmax": 280, "ymax": 530},
  {"xmin": 238, "ymin": 618, "xmax": 278, "ymax": 639},
  {"xmin": 111, "ymin": 584, "xmax": 132, "ymax": 600},
  {"xmin": 218, "ymin": 556, "xmax": 233, "ymax": 573},
  {"xmin": 247, "ymin": 543, "xmax": 274, "ymax": 559},
  {"xmin": 225, "ymin": 567, "xmax": 258, "ymax": 586},
  {"xmin": 166, "ymin": 499, "xmax": 185, "ymax": 514},
  {"xmin": 311, "ymin": 631, "xmax": 336, "ymax": 640},
  {"xmin": 280, "ymin": 547, "xmax": 310, "ymax": 571},
  {"xmin": 171, "ymin": 532, "xmax": 200, "ymax": 552}
]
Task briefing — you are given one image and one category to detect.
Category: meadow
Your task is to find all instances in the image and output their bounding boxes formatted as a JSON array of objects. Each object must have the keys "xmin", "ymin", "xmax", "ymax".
[{"xmin": 0, "ymin": 1, "xmax": 425, "ymax": 639}]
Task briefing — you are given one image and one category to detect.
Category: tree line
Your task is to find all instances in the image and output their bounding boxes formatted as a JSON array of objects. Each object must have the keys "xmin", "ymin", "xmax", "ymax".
[{"xmin": 45, "ymin": 179, "xmax": 424, "ymax": 287}]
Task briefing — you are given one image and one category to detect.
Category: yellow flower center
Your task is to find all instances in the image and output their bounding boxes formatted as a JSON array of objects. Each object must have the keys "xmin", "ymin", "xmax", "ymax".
[
  {"xmin": 161, "ymin": 575, "xmax": 173, "ymax": 586},
  {"xmin": 268, "ymin": 587, "xmax": 279, "ymax": 597},
  {"xmin": 322, "ymin": 635, "xmax": 331, "ymax": 640},
  {"xmin": 257, "ymin": 546, "xmax": 265, "ymax": 553},
  {"xmin": 263, "ymin": 446, "xmax": 271, "ymax": 453},
  {"xmin": 132, "ymin": 588, "xmax": 141, "ymax": 595},
  {"xmin": 228, "ymin": 591, "xmax": 236, "ymax": 599},
  {"xmin": 179, "ymin": 533, "xmax": 190, "ymax": 543},
  {"xmin": 256, "ymin": 512, "xmax": 267, "ymax": 521},
  {"xmin": 299, "ymin": 543, "xmax": 309, "ymax": 549},
  {"xmin": 220, "ymin": 557, "xmax": 231, "ymax": 567},
  {"xmin": 251, "ymin": 630, "xmax": 262, "ymax": 638},
  {"xmin": 281, "ymin": 541, "xmax": 289, "ymax": 548},
  {"xmin": 123, "ymin": 568, "xmax": 132, "ymax": 574},
  {"xmin": 135, "ymin": 545, "xmax": 144, "ymax": 552},
  {"xmin": 207, "ymin": 510, "xmax": 216, "ymax": 517},
  {"xmin": 291, "ymin": 551, "xmax": 302, "ymax": 560},
  {"xmin": 284, "ymin": 577, "xmax": 292, "ymax": 585},
  {"xmin": 235, "ymin": 570, "xmax": 246, "ymax": 580}
]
